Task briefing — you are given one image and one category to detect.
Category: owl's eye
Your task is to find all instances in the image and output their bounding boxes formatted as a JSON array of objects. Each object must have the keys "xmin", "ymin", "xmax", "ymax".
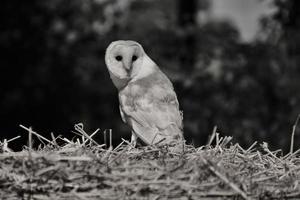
[
  {"xmin": 132, "ymin": 55, "xmax": 138, "ymax": 62},
  {"xmin": 115, "ymin": 55, "xmax": 122, "ymax": 61}
]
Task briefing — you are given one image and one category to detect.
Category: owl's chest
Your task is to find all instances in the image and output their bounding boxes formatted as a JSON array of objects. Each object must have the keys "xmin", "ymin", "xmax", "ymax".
[
  {"xmin": 119, "ymin": 79, "xmax": 175, "ymax": 113},
  {"xmin": 119, "ymin": 83, "xmax": 152, "ymax": 110}
]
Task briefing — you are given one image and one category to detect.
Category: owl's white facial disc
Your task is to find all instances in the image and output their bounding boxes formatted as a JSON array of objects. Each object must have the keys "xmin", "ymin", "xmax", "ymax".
[
  {"xmin": 105, "ymin": 40, "xmax": 144, "ymax": 80},
  {"xmin": 105, "ymin": 40, "xmax": 158, "ymax": 90}
]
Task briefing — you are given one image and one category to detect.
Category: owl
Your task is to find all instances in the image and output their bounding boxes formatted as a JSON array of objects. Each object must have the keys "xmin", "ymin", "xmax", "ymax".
[{"xmin": 105, "ymin": 40, "xmax": 183, "ymax": 146}]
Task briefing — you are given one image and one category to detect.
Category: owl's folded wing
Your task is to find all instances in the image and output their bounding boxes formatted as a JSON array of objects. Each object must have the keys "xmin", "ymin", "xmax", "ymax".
[
  {"xmin": 119, "ymin": 106, "xmax": 127, "ymax": 123},
  {"xmin": 120, "ymin": 92, "xmax": 183, "ymax": 145}
]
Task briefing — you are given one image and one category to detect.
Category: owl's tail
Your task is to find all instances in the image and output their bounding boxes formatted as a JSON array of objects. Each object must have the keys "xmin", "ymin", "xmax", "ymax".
[{"xmin": 131, "ymin": 119, "xmax": 183, "ymax": 147}]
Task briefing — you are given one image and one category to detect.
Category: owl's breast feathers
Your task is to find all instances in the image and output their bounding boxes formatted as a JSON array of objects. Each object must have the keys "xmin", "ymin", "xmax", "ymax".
[{"xmin": 119, "ymin": 69, "xmax": 183, "ymax": 145}]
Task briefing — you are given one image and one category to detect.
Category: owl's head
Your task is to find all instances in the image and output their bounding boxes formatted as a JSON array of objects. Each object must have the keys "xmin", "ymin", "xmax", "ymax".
[{"xmin": 105, "ymin": 40, "xmax": 156, "ymax": 90}]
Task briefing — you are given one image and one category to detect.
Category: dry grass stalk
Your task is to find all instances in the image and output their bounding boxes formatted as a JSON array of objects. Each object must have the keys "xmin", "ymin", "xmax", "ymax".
[
  {"xmin": 200, "ymin": 156, "xmax": 251, "ymax": 200},
  {"xmin": 290, "ymin": 114, "xmax": 300, "ymax": 155},
  {"xmin": 19, "ymin": 125, "xmax": 55, "ymax": 145}
]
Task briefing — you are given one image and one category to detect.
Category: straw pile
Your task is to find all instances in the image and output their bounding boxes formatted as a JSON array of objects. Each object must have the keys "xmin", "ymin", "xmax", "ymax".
[{"xmin": 0, "ymin": 124, "xmax": 300, "ymax": 200}]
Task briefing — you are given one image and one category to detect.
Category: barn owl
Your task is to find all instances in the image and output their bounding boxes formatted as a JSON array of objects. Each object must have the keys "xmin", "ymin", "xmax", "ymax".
[{"xmin": 105, "ymin": 40, "xmax": 183, "ymax": 146}]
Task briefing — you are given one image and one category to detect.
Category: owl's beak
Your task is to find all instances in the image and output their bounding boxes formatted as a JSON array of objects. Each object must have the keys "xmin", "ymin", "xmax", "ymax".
[{"xmin": 123, "ymin": 60, "xmax": 132, "ymax": 74}]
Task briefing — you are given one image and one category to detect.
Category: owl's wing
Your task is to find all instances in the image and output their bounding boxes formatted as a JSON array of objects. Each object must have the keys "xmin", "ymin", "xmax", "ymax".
[
  {"xmin": 119, "ymin": 86, "xmax": 183, "ymax": 145},
  {"xmin": 119, "ymin": 105, "xmax": 127, "ymax": 123}
]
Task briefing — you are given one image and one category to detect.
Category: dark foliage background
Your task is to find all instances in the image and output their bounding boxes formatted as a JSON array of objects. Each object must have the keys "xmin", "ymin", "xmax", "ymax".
[{"xmin": 1, "ymin": 0, "xmax": 299, "ymax": 151}]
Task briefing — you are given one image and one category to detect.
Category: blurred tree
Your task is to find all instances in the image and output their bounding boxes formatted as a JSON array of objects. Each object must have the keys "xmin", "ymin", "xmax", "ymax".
[
  {"xmin": 0, "ymin": 0, "xmax": 131, "ymax": 148},
  {"xmin": 256, "ymin": 0, "xmax": 300, "ymax": 149},
  {"xmin": 177, "ymin": 0, "xmax": 197, "ymax": 73}
]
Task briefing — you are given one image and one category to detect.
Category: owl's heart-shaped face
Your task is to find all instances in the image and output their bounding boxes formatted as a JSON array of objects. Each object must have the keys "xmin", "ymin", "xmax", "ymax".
[
  {"xmin": 105, "ymin": 40, "xmax": 158, "ymax": 90},
  {"xmin": 105, "ymin": 41, "xmax": 144, "ymax": 80}
]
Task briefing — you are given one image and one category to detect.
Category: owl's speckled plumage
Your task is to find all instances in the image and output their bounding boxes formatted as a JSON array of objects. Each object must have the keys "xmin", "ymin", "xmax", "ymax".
[{"xmin": 105, "ymin": 40, "xmax": 183, "ymax": 145}]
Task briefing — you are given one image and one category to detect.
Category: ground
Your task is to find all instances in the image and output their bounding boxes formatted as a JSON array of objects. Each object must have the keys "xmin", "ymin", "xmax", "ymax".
[{"xmin": 0, "ymin": 125, "xmax": 300, "ymax": 200}]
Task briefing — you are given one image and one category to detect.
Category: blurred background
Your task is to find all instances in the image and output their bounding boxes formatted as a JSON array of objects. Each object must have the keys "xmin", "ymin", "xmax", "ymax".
[{"xmin": 1, "ymin": 0, "xmax": 300, "ymax": 151}]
